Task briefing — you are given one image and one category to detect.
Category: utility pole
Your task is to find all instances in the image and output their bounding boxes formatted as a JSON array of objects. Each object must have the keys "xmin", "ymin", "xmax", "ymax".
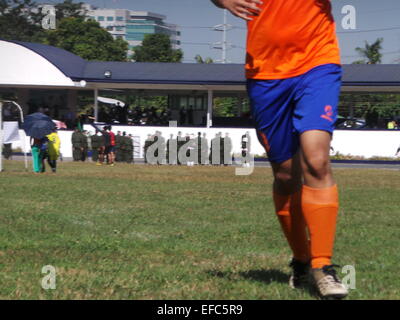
[{"xmin": 212, "ymin": 9, "xmax": 232, "ymax": 63}]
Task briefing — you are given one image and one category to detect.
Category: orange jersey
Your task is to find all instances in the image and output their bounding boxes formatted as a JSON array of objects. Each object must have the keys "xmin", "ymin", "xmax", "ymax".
[{"xmin": 246, "ymin": 0, "xmax": 340, "ymax": 79}]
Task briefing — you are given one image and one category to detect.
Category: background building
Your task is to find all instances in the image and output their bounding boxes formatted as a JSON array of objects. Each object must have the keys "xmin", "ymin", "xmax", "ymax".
[{"xmin": 85, "ymin": 4, "xmax": 181, "ymax": 54}]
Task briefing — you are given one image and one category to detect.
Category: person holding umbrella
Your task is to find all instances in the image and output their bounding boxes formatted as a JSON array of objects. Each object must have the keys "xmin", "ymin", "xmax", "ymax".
[
  {"xmin": 30, "ymin": 136, "xmax": 46, "ymax": 173},
  {"xmin": 22, "ymin": 112, "xmax": 56, "ymax": 173}
]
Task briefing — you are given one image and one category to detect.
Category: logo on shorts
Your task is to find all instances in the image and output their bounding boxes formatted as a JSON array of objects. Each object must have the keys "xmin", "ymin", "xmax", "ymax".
[{"xmin": 321, "ymin": 105, "xmax": 334, "ymax": 122}]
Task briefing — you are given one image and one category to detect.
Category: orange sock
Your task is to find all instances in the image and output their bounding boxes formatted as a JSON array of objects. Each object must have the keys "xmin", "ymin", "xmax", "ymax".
[
  {"xmin": 273, "ymin": 192, "xmax": 310, "ymax": 263},
  {"xmin": 301, "ymin": 184, "xmax": 339, "ymax": 269}
]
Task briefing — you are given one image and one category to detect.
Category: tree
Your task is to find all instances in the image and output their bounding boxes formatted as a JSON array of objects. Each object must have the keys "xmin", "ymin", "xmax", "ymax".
[
  {"xmin": 54, "ymin": 0, "xmax": 86, "ymax": 21},
  {"xmin": 195, "ymin": 54, "xmax": 214, "ymax": 64},
  {"xmin": 132, "ymin": 33, "xmax": 183, "ymax": 62},
  {"xmin": 353, "ymin": 38, "xmax": 383, "ymax": 64},
  {"xmin": 0, "ymin": 0, "xmax": 43, "ymax": 41},
  {"xmin": 44, "ymin": 17, "xmax": 128, "ymax": 61}
]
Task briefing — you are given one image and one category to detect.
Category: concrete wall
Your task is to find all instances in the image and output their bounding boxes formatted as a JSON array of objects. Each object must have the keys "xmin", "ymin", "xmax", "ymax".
[{"xmin": 11, "ymin": 125, "xmax": 400, "ymax": 159}]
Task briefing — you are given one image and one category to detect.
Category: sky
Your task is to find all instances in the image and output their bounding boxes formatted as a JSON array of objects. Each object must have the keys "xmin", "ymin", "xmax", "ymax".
[{"xmin": 52, "ymin": 0, "xmax": 400, "ymax": 64}]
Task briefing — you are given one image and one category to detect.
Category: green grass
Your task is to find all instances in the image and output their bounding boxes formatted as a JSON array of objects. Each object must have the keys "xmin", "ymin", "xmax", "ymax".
[{"xmin": 0, "ymin": 160, "xmax": 399, "ymax": 299}]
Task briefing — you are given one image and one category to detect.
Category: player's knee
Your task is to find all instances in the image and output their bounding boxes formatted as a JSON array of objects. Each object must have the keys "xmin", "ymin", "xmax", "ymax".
[
  {"xmin": 274, "ymin": 170, "xmax": 296, "ymax": 185},
  {"xmin": 304, "ymin": 155, "xmax": 330, "ymax": 180}
]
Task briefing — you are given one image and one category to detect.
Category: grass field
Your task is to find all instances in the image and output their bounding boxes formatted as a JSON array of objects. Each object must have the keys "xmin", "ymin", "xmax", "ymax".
[{"xmin": 0, "ymin": 160, "xmax": 399, "ymax": 300}]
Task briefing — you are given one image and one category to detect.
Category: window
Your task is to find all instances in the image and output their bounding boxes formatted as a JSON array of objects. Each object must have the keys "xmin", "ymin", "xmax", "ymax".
[
  {"xmin": 115, "ymin": 26, "xmax": 124, "ymax": 31},
  {"xmin": 126, "ymin": 33, "xmax": 146, "ymax": 41},
  {"xmin": 107, "ymin": 16, "xmax": 114, "ymax": 21},
  {"xmin": 106, "ymin": 26, "xmax": 113, "ymax": 31},
  {"xmin": 116, "ymin": 16, "xmax": 124, "ymax": 21},
  {"xmin": 97, "ymin": 16, "xmax": 105, "ymax": 21}
]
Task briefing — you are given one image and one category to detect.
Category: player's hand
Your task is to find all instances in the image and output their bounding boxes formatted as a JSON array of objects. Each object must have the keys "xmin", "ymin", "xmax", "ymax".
[{"xmin": 218, "ymin": 0, "xmax": 263, "ymax": 21}]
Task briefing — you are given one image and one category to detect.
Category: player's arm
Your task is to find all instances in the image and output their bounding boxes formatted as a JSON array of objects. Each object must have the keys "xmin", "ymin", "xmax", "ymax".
[{"xmin": 210, "ymin": 0, "xmax": 263, "ymax": 21}]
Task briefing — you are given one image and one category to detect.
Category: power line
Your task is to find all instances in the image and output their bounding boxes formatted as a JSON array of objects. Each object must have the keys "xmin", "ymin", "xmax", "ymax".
[
  {"xmin": 181, "ymin": 42, "xmax": 212, "ymax": 46},
  {"xmin": 342, "ymin": 50, "xmax": 400, "ymax": 58},
  {"xmin": 181, "ymin": 41, "xmax": 244, "ymax": 50},
  {"xmin": 337, "ymin": 26, "xmax": 400, "ymax": 34},
  {"xmin": 180, "ymin": 24, "xmax": 400, "ymax": 34}
]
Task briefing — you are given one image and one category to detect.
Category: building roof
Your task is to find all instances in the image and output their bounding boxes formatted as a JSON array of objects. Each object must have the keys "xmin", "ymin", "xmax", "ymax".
[
  {"xmin": 2, "ymin": 39, "xmax": 400, "ymax": 91},
  {"xmin": 10, "ymin": 40, "xmax": 87, "ymax": 79},
  {"xmin": 83, "ymin": 61, "xmax": 245, "ymax": 85}
]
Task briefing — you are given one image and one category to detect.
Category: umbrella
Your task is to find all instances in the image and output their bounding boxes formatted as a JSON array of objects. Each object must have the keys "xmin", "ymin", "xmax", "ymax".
[{"xmin": 22, "ymin": 112, "xmax": 56, "ymax": 138}]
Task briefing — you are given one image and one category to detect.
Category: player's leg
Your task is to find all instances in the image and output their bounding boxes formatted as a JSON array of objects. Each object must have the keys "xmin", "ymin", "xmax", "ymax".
[
  {"xmin": 98, "ymin": 147, "xmax": 104, "ymax": 165},
  {"xmin": 270, "ymin": 153, "xmax": 311, "ymax": 288},
  {"xmin": 271, "ymin": 153, "xmax": 309, "ymax": 261},
  {"xmin": 32, "ymin": 146, "xmax": 41, "ymax": 173},
  {"xmin": 299, "ymin": 130, "xmax": 347, "ymax": 298},
  {"xmin": 294, "ymin": 64, "xmax": 347, "ymax": 298},
  {"xmin": 248, "ymin": 77, "xmax": 311, "ymax": 287}
]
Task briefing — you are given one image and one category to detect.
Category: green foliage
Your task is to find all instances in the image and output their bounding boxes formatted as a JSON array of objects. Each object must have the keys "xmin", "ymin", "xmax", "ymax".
[
  {"xmin": 0, "ymin": 0, "xmax": 43, "ymax": 41},
  {"xmin": 43, "ymin": 17, "xmax": 128, "ymax": 61},
  {"xmin": 195, "ymin": 54, "xmax": 214, "ymax": 64},
  {"xmin": 54, "ymin": 0, "xmax": 85, "ymax": 20},
  {"xmin": 353, "ymin": 38, "xmax": 383, "ymax": 64},
  {"xmin": 132, "ymin": 33, "xmax": 183, "ymax": 62},
  {"xmin": 339, "ymin": 93, "xmax": 400, "ymax": 122},
  {"xmin": 213, "ymin": 97, "xmax": 249, "ymax": 117},
  {"xmin": 138, "ymin": 96, "xmax": 168, "ymax": 111}
]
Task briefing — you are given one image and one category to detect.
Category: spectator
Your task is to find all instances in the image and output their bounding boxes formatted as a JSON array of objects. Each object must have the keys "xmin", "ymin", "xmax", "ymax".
[
  {"xmin": 224, "ymin": 132, "xmax": 233, "ymax": 165},
  {"xmin": 387, "ymin": 120, "xmax": 396, "ymax": 129},
  {"xmin": 179, "ymin": 108, "xmax": 187, "ymax": 126},
  {"xmin": 144, "ymin": 134, "xmax": 153, "ymax": 164},
  {"xmin": 71, "ymin": 128, "xmax": 83, "ymax": 161},
  {"xmin": 91, "ymin": 129, "xmax": 105, "ymax": 163},
  {"xmin": 115, "ymin": 131, "xmax": 123, "ymax": 162},
  {"xmin": 31, "ymin": 137, "xmax": 43, "ymax": 173},
  {"xmin": 106, "ymin": 125, "xmax": 116, "ymax": 166},
  {"xmin": 187, "ymin": 105, "xmax": 194, "ymax": 125},
  {"xmin": 201, "ymin": 132, "xmax": 209, "ymax": 165},
  {"xmin": 2, "ymin": 143, "xmax": 12, "ymax": 160},
  {"xmin": 45, "ymin": 129, "xmax": 61, "ymax": 173}
]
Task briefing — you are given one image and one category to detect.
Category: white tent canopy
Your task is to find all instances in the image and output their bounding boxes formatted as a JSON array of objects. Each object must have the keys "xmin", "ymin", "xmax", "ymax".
[
  {"xmin": 97, "ymin": 96, "xmax": 125, "ymax": 107},
  {"xmin": 0, "ymin": 40, "xmax": 75, "ymax": 87}
]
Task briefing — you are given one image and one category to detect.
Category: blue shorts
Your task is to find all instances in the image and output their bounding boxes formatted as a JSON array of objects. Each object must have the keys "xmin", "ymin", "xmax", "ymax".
[{"xmin": 247, "ymin": 64, "xmax": 342, "ymax": 163}]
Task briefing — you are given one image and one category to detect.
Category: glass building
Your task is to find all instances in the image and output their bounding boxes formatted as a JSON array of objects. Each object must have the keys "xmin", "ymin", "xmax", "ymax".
[{"xmin": 86, "ymin": 5, "xmax": 181, "ymax": 54}]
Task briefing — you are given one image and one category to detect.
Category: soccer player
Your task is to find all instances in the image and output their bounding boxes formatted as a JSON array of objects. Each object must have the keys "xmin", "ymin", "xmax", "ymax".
[{"xmin": 210, "ymin": 0, "xmax": 348, "ymax": 298}]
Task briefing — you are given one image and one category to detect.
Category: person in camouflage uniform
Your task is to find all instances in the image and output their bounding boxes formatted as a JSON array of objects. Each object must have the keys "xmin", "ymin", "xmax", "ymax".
[
  {"xmin": 2, "ymin": 143, "xmax": 12, "ymax": 159},
  {"xmin": 210, "ymin": 132, "xmax": 222, "ymax": 165},
  {"xmin": 196, "ymin": 132, "xmax": 203, "ymax": 165},
  {"xmin": 115, "ymin": 131, "xmax": 123, "ymax": 162},
  {"xmin": 90, "ymin": 130, "xmax": 104, "ymax": 162},
  {"xmin": 71, "ymin": 128, "xmax": 83, "ymax": 161},
  {"xmin": 223, "ymin": 132, "xmax": 233, "ymax": 166},
  {"xmin": 201, "ymin": 132, "xmax": 209, "ymax": 165},
  {"xmin": 124, "ymin": 133, "xmax": 134, "ymax": 164},
  {"xmin": 80, "ymin": 130, "xmax": 89, "ymax": 162},
  {"xmin": 144, "ymin": 134, "xmax": 153, "ymax": 164}
]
